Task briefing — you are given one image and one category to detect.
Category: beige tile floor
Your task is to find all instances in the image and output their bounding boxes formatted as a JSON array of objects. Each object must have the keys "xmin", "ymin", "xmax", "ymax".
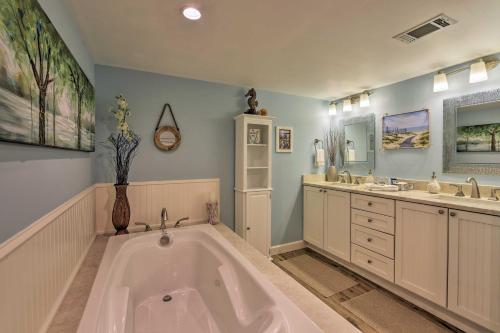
[
  {"xmin": 273, "ymin": 249, "xmax": 463, "ymax": 333},
  {"xmin": 47, "ymin": 236, "xmax": 109, "ymax": 333}
]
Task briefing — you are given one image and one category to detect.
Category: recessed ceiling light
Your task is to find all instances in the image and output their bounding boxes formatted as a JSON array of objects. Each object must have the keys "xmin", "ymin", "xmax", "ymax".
[{"xmin": 182, "ymin": 7, "xmax": 201, "ymax": 20}]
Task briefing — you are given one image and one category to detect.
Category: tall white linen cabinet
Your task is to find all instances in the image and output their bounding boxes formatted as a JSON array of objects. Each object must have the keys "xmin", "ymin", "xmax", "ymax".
[{"xmin": 234, "ymin": 114, "xmax": 274, "ymax": 256}]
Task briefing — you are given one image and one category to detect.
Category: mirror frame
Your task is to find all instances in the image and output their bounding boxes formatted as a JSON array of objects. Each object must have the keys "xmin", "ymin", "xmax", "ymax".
[
  {"xmin": 443, "ymin": 88, "xmax": 500, "ymax": 175},
  {"xmin": 339, "ymin": 113, "xmax": 375, "ymax": 173}
]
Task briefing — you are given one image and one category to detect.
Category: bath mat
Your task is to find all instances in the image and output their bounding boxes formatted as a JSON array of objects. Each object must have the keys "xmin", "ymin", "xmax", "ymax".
[
  {"xmin": 343, "ymin": 290, "xmax": 452, "ymax": 333},
  {"xmin": 278, "ymin": 254, "xmax": 357, "ymax": 297}
]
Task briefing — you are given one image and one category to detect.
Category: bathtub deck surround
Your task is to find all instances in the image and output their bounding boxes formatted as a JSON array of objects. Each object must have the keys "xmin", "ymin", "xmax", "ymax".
[
  {"xmin": 302, "ymin": 174, "xmax": 500, "ymax": 332},
  {"xmin": 77, "ymin": 223, "xmax": 359, "ymax": 333},
  {"xmin": 234, "ymin": 114, "xmax": 275, "ymax": 256}
]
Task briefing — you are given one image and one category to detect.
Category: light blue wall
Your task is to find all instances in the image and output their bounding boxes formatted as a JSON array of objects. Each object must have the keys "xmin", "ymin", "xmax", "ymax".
[
  {"xmin": 94, "ymin": 65, "xmax": 328, "ymax": 245},
  {"xmin": 341, "ymin": 53, "xmax": 500, "ymax": 186},
  {"xmin": 0, "ymin": 1, "xmax": 95, "ymax": 242}
]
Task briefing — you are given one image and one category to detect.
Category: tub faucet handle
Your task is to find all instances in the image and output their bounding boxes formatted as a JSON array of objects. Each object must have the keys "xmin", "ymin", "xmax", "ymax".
[
  {"xmin": 174, "ymin": 217, "xmax": 189, "ymax": 228},
  {"xmin": 135, "ymin": 222, "xmax": 152, "ymax": 232}
]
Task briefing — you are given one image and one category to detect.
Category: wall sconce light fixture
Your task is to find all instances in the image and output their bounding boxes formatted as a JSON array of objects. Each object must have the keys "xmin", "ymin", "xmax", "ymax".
[{"xmin": 433, "ymin": 57, "xmax": 499, "ymax": 93}]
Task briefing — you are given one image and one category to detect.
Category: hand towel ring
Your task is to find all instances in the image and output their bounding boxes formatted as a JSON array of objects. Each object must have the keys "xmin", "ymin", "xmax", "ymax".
[{"xmin": 154, "ymin": 103, "xmax": 181, "ymax": 151}]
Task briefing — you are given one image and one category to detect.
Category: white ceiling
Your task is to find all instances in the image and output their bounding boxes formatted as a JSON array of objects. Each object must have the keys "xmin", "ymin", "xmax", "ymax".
[{"xmin": 66, "ymin": 0, "xmax": 500, "ymax": 100}]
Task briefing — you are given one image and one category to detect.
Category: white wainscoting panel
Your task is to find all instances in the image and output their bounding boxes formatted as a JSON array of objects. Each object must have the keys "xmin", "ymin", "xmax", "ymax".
[
  {"xmin": 0, "ymin": 186, "xmax": 96, "ymax": 333},
  {"xmin": 95, "ymin": 179, "xmax": 220, "ymax": 234}
]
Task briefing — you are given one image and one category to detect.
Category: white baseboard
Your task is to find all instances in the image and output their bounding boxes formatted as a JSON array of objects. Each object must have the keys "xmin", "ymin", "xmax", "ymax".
[{"xmin": 270, "ymin": 240, "xmax": 306, "ymax": 256}]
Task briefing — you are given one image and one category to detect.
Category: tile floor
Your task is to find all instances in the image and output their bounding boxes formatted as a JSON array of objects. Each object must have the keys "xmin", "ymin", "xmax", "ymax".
[{"xmin": 272, "ymin": 248, "xmax": 463, "ymax": 333}]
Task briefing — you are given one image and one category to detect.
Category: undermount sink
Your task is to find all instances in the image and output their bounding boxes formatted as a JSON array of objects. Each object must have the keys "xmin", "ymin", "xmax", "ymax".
[
  {"xmin": 327, "ymin": 182, "xmax": 359, "ymax": 187},
  {"xmin": 436, "ymin": 194, "xmax": 500, "ymax": 207}
]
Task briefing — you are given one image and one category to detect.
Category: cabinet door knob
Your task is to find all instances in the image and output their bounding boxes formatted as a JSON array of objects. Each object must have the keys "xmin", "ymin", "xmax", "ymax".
[
  {"xmin": 367, "ymin": 259, "xmax": 372, "ymax": 264},
  {"xmin": 246, "ymin": 227, "xmax": 251, "ymax": 230},
  {"xmin": 367, "ymin": 202, "xmax": 373, "ymax": 206},
  {"xmin": 450, "ymin": 212, "xmax": 456, "ymax": 217},
  {"xmin": 367, "ymin": 238, "xmax": 372, "ymax": 242},
  {"xmin": 367, "ymin": 218, "xmax": 373, "ymax": 223},
  {"xmin": 438, "ymin": 210, "xmax": 445, "ymax": 214}
]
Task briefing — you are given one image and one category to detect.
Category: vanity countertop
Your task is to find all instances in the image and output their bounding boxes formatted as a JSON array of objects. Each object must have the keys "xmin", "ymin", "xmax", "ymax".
[{"xmin": 303, "ymin": 180, "xmax": 500, "ymax": 217}]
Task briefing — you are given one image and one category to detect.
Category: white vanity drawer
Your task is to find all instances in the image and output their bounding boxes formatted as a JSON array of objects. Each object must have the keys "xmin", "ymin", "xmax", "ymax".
[
  {"xmin": 351, "ymin": 224, "xmax": 394, "ymax": 259},
  {"xmin": 351, "ymin": 208, "xmax": 395, "ymax": 235},
  {"xmin": 351, "ymin": 194, "xmax": 395, "ymax": 217},
  {"xmin": 351, "ymin": 244, "xmax": 395, "ymax": 283}
]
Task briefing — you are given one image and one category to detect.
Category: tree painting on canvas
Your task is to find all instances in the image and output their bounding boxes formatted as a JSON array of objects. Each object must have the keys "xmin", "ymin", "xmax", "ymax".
[
  {"xmin": 456, "ymin": 123, "xmax": 500, "ymax": 152},
  {"xmin": 0, "ymin": 0, "xmax": 95, "ymax": 151}
]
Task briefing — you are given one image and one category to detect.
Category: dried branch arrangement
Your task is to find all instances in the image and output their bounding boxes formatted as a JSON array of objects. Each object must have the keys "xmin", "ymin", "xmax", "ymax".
[{"xmin": 106, "ymin": 95, "xmax": 141, "ymax": 185}]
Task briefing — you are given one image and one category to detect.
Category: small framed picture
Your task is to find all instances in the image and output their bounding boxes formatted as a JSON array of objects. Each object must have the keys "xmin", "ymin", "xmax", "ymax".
[
  {"xmin": 248, "ymin": 128, "xmax": 261, "ymax": 144},
  {"xmin": 276, "ymin": 126, "xmax": 293, "ymax": 153}
]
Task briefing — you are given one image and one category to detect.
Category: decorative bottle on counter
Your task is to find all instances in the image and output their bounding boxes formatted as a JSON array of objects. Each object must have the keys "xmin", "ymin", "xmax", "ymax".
[{"xmin": 427, "ymin": 172, "xmax": 441, "ymax": 194}]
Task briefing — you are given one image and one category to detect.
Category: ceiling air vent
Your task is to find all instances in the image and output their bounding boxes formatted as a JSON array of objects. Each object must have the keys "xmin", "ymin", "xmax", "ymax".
[{"xmin": 393, "ymin": 14, "xmax": 457, "ymax": 44}]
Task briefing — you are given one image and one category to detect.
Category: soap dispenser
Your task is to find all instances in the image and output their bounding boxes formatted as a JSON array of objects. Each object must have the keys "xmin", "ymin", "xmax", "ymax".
[
  {"xmin": 365, "ymin": 169, "xmax": 375, "ymax": 184},
  {"xmin": 427, "ymin": 171, "xmax": 441, "ymax": 194}
]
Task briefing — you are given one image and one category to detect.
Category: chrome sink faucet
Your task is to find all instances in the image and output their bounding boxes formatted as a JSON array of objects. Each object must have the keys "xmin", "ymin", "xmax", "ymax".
[
  {"xmin": 160, "ymin": 208, "xmax": 169, "ymax": 233},
  {"xmin": 466, "ymin": 177, "xmax": 480, "ymax": 199},
  {"xmin": 341, "ymin": 170, "xmax": 352, "ymax": 184}
]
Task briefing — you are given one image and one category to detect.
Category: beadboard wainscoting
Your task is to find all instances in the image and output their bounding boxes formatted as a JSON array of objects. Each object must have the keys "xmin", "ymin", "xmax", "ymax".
[
  {"xmin": 95, "ymin": 178, "xmax": 220, "ymax": 234},
  {"xmin": 0, "ymin": 187, "xmax": 96, "ymax": 333}
]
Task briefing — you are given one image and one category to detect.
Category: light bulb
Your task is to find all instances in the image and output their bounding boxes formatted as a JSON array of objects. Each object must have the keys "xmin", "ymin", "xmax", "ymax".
[
  {"xmin": 182, "ymin": 7, "xmax": 202, "ymax": 20},
  {"xmin": 328, "ymin": 103, "xmax": 337, "ymax": 116},
  {"xmin": 360, "ymin": 93, "xmax": 370, "ymax": 107},
  {"xmin": 433, "ymin": 72, "xmax": 448, "ymax": 92},
  {"xmin": 343, "ymin": 99, "xmax": 352, "ymax": 112},
  {"xmin": 469, "ymin": 59, "xmax": 488, "ymax": 83}
]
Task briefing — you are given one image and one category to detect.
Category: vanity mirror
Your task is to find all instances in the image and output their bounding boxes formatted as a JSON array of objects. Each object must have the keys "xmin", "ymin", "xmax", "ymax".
[
  {"xmin": 339, "ymin": 114, "xmax": 375, "ymax": 172},
  {"xmin": 443, "ymin": 88, "xmax": 500, "ymax": 175}
]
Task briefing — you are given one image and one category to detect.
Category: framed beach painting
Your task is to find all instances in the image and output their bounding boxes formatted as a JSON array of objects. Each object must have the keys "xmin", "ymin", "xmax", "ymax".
[
  {"xmin": 0, "ymin": 0, "xmax": 95, "ymax": 151},
  {"xmin": 382, "ymin": 109, "xmax": 430, "ymax": 150},
  {"xmin": 276, "ymin": 126, "xmax": 293, "ymax": 153}
]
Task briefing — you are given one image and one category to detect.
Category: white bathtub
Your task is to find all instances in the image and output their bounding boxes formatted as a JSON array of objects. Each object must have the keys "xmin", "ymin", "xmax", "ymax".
[{"xmin": 78, "ymin": 224, "xmax": 322, "ymax": 333}]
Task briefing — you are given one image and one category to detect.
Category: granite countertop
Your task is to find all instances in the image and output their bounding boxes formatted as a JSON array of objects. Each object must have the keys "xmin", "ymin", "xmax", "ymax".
[{"xmin": 303, "ymin": 180, "xmax": 500, "ymax": 217}]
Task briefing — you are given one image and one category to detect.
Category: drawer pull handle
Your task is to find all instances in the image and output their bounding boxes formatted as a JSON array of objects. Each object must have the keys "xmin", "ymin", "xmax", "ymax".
[
  {"xmin": 367, "ymin": 259, "xmax": 372, "ymax": 264},
  {"xmin": 450, "ymin": 212, "xmax": 456, "ymax": 217},
  {"xmin": 367, "ymin": 238, "xmax": 372, "ymax": 242},
  {"xmin": 246, "ymin": 227, "xmax": 251, "ymax": 230},
  {"xmin": 367, "ymin": 202, "xmax": 373, "ymax": 206},
  {"xmin": 438, "ymin": 209, "xmax": 444, "ymax": 214},
  {"xmin": 367, "ymin": 218, "xmax": 373, "ymax": 223}
]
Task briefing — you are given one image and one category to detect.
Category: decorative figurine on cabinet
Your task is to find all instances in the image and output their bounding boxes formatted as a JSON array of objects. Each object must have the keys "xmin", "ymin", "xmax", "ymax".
[{"xmin": 244, "ymin": 88, "xmax": 258, "ymax": 114}]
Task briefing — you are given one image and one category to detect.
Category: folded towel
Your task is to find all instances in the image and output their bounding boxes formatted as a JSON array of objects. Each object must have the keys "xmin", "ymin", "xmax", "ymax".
[
  {"xmin": 364, "ymin": 183, "xmax": 399, "ymax": 192},
  {"xmin": 315, "ymin": 149, "xmax": 325, "ymax": 167}
]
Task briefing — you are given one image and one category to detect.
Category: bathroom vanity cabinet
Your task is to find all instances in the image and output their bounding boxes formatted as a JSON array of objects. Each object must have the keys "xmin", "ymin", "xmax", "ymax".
[
  {"xmin": 303, "ymin": 186, "xmax": 351, "ymax": 261},
  {"xmin": 448, "ymin": 210, "xmax": 500, "ymax": 331},
  {"xmin": 395, "ymin": 201, "xmax": 448, "ymax": 307},
  {"xmin": 302, "ymin": 183, "xmax": 500, "ymax": 332}
]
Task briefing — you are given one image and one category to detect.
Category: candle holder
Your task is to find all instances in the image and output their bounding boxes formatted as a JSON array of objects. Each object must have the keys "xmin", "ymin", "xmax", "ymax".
[{"xmin": 207, "ymin": 201, "xmax": 219, "ymax": 225}]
